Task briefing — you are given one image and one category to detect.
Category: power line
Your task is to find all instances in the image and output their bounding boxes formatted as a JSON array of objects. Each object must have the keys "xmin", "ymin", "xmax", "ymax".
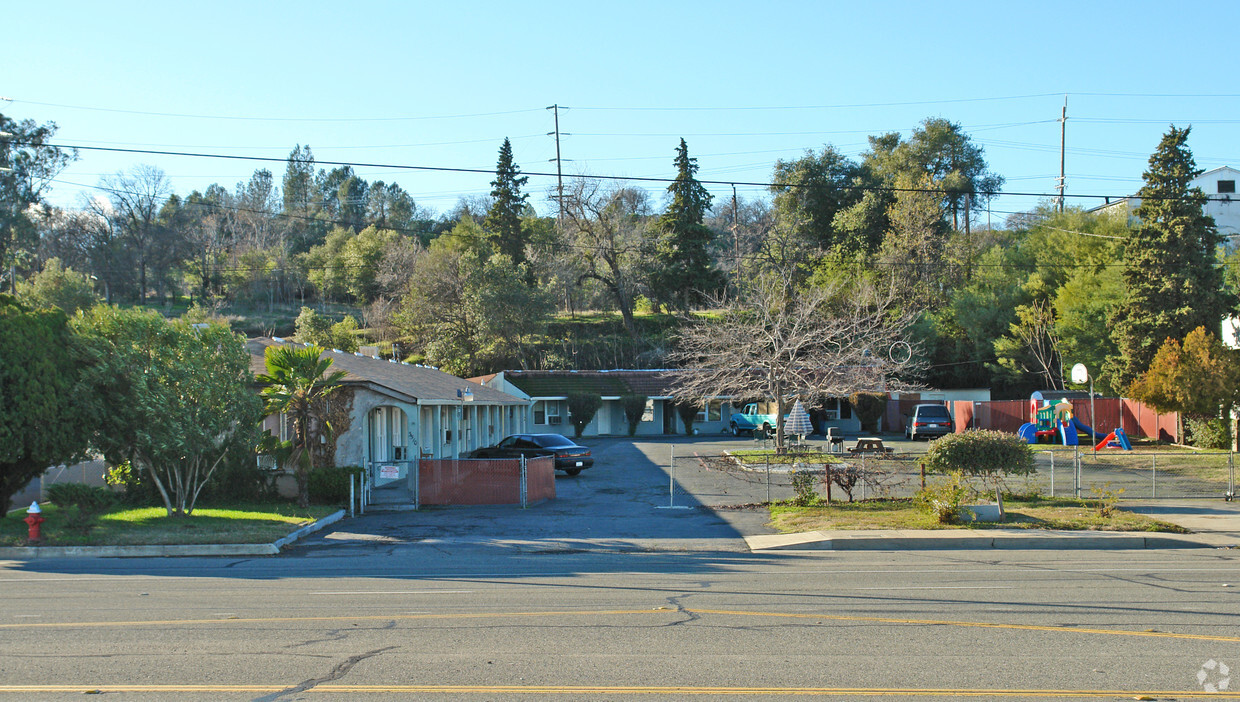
[{"xmin": 30, "ymin": 140, "xmax": 1216, "ymax": 204}]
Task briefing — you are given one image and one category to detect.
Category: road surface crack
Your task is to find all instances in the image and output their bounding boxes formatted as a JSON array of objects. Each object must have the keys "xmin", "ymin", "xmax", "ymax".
[{"xmin": 253, "ymin": 646, "xmax": 397, "ymax": 701}]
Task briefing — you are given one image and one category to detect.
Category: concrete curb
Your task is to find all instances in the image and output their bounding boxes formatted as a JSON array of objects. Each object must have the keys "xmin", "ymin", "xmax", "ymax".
[
  {"xmin": 744, "ymin": 528, "xmax": 1237, "ymax": 551},
  {"xmin": 0, "ymin": 509, "xmax": 346, "ymax": 560}
]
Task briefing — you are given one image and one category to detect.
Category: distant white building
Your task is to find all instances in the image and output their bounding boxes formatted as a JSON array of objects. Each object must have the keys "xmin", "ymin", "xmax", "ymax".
[{"xmin": 1089, "ymin": 165, "xmax": 1240, "ymax": 248}]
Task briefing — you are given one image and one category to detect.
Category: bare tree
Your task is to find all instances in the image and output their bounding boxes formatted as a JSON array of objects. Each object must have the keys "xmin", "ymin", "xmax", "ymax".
[
  {"xmin": 670, "ymin": 271, "xmax": 920, "ymax": 452},
  {"xmin": 996, "ymin": 299, "xmax": 1065, "ymax": 390},
  {"xmin": 100, "ymin": 165, "xmax": 172, "ymax": 304},
  {"xmin": 559, "ymin": 178, "xmax": 651, "ymax": 338}
]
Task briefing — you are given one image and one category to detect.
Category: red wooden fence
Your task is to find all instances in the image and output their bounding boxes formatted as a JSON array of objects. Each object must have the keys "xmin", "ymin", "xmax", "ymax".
[{"xmin": 885, "ymin": 397, "xmax": 1179, "ymax": 442}]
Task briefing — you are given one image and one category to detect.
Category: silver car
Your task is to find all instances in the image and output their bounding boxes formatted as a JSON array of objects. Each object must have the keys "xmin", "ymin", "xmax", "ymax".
[{"xmin": 905, "ymin": 404, "xmax": 954, "ymax": 440}]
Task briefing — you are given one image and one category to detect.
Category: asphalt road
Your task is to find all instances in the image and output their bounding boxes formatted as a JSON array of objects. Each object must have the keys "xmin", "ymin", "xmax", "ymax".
[{"xmin": 3, "ymin": 436, "xmax": 1239, "ymax": 700}]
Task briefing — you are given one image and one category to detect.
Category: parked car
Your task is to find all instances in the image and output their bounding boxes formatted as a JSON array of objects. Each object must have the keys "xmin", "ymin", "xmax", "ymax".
[
  {"xmin": 470, "ymin": 434, "xmax": 593, "ymax": 475},
  {"xmin": 904, "ymin": 404, "xmax": 954, "ymax": 440}
]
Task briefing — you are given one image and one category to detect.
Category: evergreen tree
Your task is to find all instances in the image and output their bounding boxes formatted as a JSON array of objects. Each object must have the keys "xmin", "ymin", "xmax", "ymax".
[
  {"xmin": 281, "ymin": 144, "xmax": 324, "ymax": 253},
  {"xmin": 1108, "ymin": 126, "xmax": 1231, "ymax": 387},
  {"xmin": 484, "ymin": 138, "xmax": 530, "ymax": 266},
  {"xmin": 648, "ymin": 139, "xmax": 722, "ymax": 310}
]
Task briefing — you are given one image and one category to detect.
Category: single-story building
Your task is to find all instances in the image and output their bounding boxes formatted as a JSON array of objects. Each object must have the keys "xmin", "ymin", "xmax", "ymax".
[
  {"xmin": 471, "ymin": 369, "xmax": 867, "ymax": 437},
  {"xmin": 249, "ymin": 338, "xmax": 530, "ymax": 491}
]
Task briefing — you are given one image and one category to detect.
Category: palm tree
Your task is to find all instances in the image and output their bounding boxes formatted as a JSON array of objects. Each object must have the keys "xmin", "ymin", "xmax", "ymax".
[{"xmin": 256, "ymin": 344, "xmax": 347, "ymax": 507}]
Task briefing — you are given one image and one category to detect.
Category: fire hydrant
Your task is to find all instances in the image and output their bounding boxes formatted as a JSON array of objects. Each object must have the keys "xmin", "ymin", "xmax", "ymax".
[{"xmin": 23, "ymin": 502, "xmax": 44, "ymax": 542}]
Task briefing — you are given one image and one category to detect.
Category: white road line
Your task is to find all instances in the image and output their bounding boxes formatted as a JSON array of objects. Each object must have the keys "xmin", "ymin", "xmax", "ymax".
[
  {"xmin": 851, "ymin": 586, "xmax": 1015, "ymax": 591},
  {"xmin": 310, "ymin": 590, "xmax": 475, "ymax": 595}
]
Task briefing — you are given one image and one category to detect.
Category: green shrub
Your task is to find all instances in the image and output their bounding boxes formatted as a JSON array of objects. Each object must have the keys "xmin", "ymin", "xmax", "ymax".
[
  {"xmin": 848, "ymin": 392, "xmax": 887, "ymax": 433},
  {"xmin": 308, "ymin": 465, "xmax": 366, "ymax": 505},
  {"xmin": 913, "ymin": 471, "xmax": 974, "ymax": 524},
  {"xmin": 790, "ymin": 468, "xmax": 819, "ymax": 506},
  {"xmin": 1090, "ymin": 482, "xmax": 1125, "ymax": 518},
  {"xmin": 46, "ymin": 483, "xmax": 115, "ymax": 533},
  {"xmin": 202, "ymin": 446, "xmax": 278, "ymax": 503},
  {"xmin": 620, "ymin": 395, "xmax": 648, "ymax": 437},
  {"xmin": 567, "ymin": 393, "xmax": 602, "ymax": 438},
  {"xmin": 1185, "ymin": 416, "xmax": 1232, "ymax": 450},
  {"xmin": 676, "ymin": 401, "xmax": 699, "ymax": 435},
  {"xmin": 103, "ymin": 461, "xmax": 162, "ymax": 506},
  {"xmin": 923, "ymin": 430, "xmax": 1035, "ymax": 484}
]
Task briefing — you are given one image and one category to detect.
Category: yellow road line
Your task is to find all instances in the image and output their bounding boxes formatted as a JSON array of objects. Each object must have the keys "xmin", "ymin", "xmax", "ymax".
[
  {"xmin": 4, "ymin": 606, "xmax": 1238, "ymax": 644},
  {"xmin": 0, "ymin": 685, "xmax": 1237, "ymax": 698},
  {"xmin": 688, "ymin": 608, "xmax": 1240, "ymax": 643}
]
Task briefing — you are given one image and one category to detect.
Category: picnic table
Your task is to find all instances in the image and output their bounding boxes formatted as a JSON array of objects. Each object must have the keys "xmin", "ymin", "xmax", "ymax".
[{"xmin": 847, "ymin": 437, "xmax": 894, "ymax": 455}]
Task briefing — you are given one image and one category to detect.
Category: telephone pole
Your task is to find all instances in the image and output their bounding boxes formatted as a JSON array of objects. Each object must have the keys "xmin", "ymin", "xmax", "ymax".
[
  {"xmin": 546, "ymin": 104, "xmax": 565, "ymax": 228},
  {"xmin": 731, "ymin": 184, "xmax": 740, "ymax": 290},
  {"xmin": 1057, "ymin": 96, "xmax": 1067, "ymax": 213}
]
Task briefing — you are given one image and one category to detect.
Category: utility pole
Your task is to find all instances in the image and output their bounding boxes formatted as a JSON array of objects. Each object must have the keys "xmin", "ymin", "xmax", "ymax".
[
  {"xmin": 1057, "ymin": 96, "xmax": 1067, "ymax": 213},
  {"xmin": 546, "ymin": 105, "xmax": 565, "ymax": 228},
  {"xmin": 731, "ymin": 184, "xmax": 740, "ymax": 290}
]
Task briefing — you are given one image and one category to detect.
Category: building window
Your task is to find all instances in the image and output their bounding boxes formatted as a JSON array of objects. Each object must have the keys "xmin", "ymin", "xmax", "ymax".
[
  {"xmin": 707, "ymin": 400, "xmax": 723, "ymax": 422},
  {"xmin": 534, "ymin": 400, "xmax": 561, "ymax": 425},
  {"xmin": 1218, "ymin": 180, "xmax": 1235, "ymax": 194}
]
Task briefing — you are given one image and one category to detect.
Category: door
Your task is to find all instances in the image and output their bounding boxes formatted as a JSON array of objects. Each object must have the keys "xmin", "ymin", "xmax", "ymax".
[{"xmin": 369, "ymin": 406, "xmax": 408, "ymax": 487}]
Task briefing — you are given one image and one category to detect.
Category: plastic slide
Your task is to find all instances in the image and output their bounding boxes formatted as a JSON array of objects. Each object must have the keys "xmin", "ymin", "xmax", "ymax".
[
  {"xmin": 1071, "ymin": 416, "xmax": 1109, "ymax": 442},
  {"xmin": 1113, "ymin": 427, "xmax": 1133, "ymax": 450},
  {"xmin": 1017, "ymin": 423, "xmax": 1038, "ymax": 444},
  {"xmin": 1094, "ymin": 431, "xmax": 1117, "ymax": 452},
  {"xmin": 1059, "ymin": 420, "xmax": 1079, "ymax": 446}
]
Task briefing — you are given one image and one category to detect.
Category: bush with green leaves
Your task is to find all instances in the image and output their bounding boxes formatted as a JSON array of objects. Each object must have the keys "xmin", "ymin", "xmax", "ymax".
[
  {"xmin": 790, "ymin": 468, "xmax": 819, "ymax": 506},
  {"xmin": 676, "ymin": 401, "xmax": 699, "ymax": 435},
  {"xmin": 1185, "ymin": 417, "xmax": 1232, "ymax": 450},
  {"xmin": 620, "ymin": 395, "xmax": 648, "ymax": 437},
  {"xmin": 295, "ymin": 307, "xmax": 360, "ymax": 353},
  {"xmin": 46, "ymin": 483, "xmax": 115, "ymax": 534},
  {"xmin": 103, "ymin": 461, "xmax": 161, "ymax": 506},
  {"xmin": 308, "ymin": 465, "xmax": 366, "ymax": 505},
  {"xmin": 848, "ymin": 392, "xmax": 887, "ymax": 433},
  {"xmin": 913, "ymin": 471, "xmax": 974, "ymax": 524},
  {"xmin": 567, "ymin": 393, "xmax": 602, "ymax": 438},
  {"xmin": 923, "ymin": 430, "xmax": 1034, "ymax": 484}
]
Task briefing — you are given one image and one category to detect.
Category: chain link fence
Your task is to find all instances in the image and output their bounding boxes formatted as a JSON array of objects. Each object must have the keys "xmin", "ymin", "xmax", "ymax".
[
  {"xmin": 1040, "ymin": 450, "xmax": 1236, "ymax": 500},
  {"xmin": 670, "ymin": 447, "xmax": 1237, "ymax": 505},
  {"xmin": 673, "ymin": 449, "xmax": 927, "ymax": 505}
]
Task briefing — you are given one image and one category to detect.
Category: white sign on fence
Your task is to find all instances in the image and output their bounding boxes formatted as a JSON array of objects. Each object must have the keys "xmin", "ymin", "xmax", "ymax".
[{"xmin": 379, "ymin": 465, "xmax": 400, "ymax": 479}]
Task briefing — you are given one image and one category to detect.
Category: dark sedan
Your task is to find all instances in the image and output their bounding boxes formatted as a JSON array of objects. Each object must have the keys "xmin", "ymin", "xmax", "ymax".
[{"xmin": 470, "ymin": 433, "xmax": 593, "ymax": 475}]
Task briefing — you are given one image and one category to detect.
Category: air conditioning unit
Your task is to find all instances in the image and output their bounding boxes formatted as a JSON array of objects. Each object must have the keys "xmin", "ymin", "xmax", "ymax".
[
  {"xmin": 548, "ymin": 416, "xmax": 563, "ymax": 425},
  {"xmin": 392, "ymin": 446, "xmax": 406, "ymax": 460}
]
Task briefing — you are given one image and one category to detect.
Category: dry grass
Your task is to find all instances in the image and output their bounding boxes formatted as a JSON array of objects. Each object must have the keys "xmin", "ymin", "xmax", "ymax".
[{"xmin": 768, "ymin": 497, "xmax": 1190, "ymax": 534}]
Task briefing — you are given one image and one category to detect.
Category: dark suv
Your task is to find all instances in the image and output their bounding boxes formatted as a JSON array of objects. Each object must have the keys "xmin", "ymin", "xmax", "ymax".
[{"xmin": 905, "ymin": 404, "xmax": 954, "ymax": 440}]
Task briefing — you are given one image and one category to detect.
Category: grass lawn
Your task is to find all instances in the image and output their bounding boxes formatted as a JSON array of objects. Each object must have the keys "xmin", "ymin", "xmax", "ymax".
[
  {"xmin": 768, "ymin": 496, "xmax": 1190, "ymax": 534},
  {"xmin": 0, "ymin": 502, "xmax": 339, "ymax": 547}
]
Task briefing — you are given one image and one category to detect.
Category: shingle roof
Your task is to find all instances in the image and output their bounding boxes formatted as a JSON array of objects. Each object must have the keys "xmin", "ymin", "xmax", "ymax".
[
  {"xmin": 501, "ymin": 370, "xmax": 680, "ymax": 398},
  {"xmin": 247, "ymin": 338, "xmax": 527, "ymax": 405}
]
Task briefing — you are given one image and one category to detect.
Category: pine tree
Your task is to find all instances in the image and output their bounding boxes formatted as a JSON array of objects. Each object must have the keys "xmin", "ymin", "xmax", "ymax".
[
  {"xmin": 484, "ymin": 138, "xmax": 530, "ymax": 266},
  {"xmin": 1108, "ymin": 126, "xmax": 1230, "ymax": 388},
  {"xmin": 648, "ymin": 139, "xmax": 722, "ymax": 311}
]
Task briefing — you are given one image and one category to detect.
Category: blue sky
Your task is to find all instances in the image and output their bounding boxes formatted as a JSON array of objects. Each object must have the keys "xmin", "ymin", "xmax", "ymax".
[{"xmin": 7, "ymin": 1, "xmax": 1239, "ymax": 224}]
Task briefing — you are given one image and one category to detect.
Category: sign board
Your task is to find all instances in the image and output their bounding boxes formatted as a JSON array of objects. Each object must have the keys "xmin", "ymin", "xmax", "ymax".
[{"xmin": 379, "ymin": 465, "xmax": 400, "ymax": 480}]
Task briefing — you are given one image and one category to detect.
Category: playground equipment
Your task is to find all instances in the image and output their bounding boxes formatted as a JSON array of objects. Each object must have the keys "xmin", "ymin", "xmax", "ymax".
[{"xmin": 1017, "ymin": 391, "xmax": 1131, "ymax": 450}]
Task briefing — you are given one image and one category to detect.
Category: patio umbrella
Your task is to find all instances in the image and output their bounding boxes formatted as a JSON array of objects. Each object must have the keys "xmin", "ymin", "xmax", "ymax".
[{"xmin": 784, "ymin": 399, "xmax": 814, "ymax": 438}]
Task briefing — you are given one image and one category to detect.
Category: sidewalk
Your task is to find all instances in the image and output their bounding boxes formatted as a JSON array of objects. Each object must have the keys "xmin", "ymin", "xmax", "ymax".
[{"xmin": 745, "ymin": 500, "xmax": 1240, "ymax": 551}]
